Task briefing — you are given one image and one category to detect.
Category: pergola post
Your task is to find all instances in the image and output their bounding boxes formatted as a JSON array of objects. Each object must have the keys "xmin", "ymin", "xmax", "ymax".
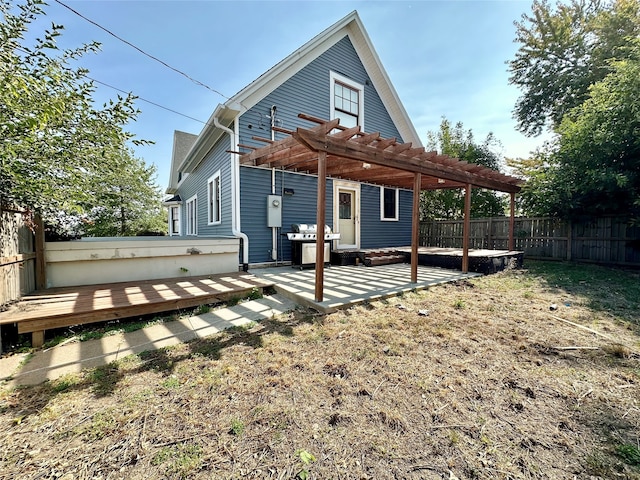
[
  {"xmin": 411, "ymin": 173, "xmax": 421, "ymax": 283},
  {"xmin": 509, "ymin": 192, "xmax": 516, "ymax": 251},
  {"xmin": 462, "ymin": 184, "xmax": 472, "ymax": 273},
  {"xmin": 315, "ymin": 150, "xmax": 327, "ymax": 302}
]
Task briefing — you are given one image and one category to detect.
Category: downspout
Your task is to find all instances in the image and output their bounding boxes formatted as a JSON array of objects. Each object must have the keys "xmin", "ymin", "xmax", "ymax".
[
  {"xmin": 270, "ymin": 105, "xmax": 278, "ymax": 262},
  {"xmin": 271, "ymin": 167, "xmax": 278, "ymax": 262},
  {"xmin": 214, "ymin": 113, "xmax": 249, "ymax": 272}
]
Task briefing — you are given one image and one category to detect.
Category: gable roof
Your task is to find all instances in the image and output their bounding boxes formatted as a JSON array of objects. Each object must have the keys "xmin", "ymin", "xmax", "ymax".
[
  {"xmin": 169, "ymin": 11, "xmax": 421, "ymax": 190},
  {"xmin": 227, "ymin": 11, "xmax": 420, "ymax": 145}
]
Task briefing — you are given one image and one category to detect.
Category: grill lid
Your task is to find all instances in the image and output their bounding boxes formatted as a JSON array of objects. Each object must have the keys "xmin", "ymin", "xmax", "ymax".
[{"xmin": 290, "ymin": 224, "xmax": 332, "ymax": 234}]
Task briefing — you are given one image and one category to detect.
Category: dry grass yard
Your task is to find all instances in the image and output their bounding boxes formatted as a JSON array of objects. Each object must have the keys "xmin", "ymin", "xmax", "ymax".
[{"xmin": 1, "ymin": 261, "xmax": 639, "ymax": 479}]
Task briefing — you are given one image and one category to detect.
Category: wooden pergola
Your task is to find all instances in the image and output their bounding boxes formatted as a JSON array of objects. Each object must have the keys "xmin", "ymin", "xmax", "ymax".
[{"xmin": 237, "ymin": 114, "xmax": 523, "ymax": 302}]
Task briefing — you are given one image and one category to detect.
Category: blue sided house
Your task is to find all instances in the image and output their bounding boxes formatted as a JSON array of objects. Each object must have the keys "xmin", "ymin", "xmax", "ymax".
[{"xmin": 164, "ymin": 11, "xmax": 521, "ymax": 274}]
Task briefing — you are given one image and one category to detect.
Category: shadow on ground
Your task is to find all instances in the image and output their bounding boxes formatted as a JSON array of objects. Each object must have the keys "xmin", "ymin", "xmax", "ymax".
[{"xmin": 3, "ymin": 306, "xmax": 323, "ymax": 418}]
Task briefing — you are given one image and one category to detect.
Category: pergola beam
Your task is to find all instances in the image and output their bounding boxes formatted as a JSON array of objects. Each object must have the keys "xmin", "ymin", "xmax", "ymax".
[{"xmin": 293, "ymin": 128, "xmax": 521, "ymax": 193}]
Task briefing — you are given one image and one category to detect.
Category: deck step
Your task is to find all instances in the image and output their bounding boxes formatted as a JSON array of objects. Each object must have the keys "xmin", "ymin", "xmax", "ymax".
[{"xmin": 364, "ymin": 254, "xmax": 406, "ymax": 267}]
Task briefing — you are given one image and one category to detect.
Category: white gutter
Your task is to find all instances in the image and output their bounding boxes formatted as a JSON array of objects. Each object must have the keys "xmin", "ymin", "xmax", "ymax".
[{"xmin": 214, "ymin": 112, "xmax": 249, "ymax": 271}]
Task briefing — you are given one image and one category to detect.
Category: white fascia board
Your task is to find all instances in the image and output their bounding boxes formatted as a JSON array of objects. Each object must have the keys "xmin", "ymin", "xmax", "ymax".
[
  {"xmin": 346, "ymin": 16, "xmax": 422, "ymax": 147},
  {"xmin": 178, "ymin": 104, "xmax": 241, "ymax": 174},
  {"xmin": 227, "ymin": 11, "xmax": 360, "ymax": 113}
]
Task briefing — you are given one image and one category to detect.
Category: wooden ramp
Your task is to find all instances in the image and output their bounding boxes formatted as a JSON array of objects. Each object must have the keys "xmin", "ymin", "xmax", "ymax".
[{"xmin": 0, "ymin": 273, "xmax": 274, "ymax": 347}]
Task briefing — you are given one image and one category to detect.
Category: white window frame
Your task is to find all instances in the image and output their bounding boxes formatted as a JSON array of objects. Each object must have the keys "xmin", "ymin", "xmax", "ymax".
[
  {"xmin": 186, "ymin": 194, "xmax": 198, "ymax": 236},
  {"xmin": 168, "ymin": 205, "xmax": 181, "ymax": 236},
  {"xmin": 380, "ymin": 186, "xmax": 399, "ymax": 221},
  {"xmin": 207, "ymin": 170, "xmax": 221, "ymax": 225},
  {"xmin": 329, "ymin": 71, "xmax": 364, "ymax": 129}
]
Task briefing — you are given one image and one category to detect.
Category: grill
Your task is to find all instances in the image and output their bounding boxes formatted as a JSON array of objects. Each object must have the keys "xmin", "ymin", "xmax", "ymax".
[{"xmin": 287, "ymin": 224, "xmax": 340, "ymax": 269}]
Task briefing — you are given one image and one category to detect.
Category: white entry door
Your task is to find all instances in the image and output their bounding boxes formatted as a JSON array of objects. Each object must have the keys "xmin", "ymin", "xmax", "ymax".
[{"xmin": 334, "ymin": 182, "xmax": 360, "ymax": 249}]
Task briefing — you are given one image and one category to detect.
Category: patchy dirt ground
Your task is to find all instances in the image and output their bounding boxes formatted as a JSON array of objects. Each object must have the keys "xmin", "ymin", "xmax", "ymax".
[{"xmin": 1, "ymin": 261, "xmax": 639, "ymax": 479}]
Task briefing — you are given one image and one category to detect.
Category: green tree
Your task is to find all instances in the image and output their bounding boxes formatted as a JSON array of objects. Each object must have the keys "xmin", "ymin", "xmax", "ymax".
[
  {"xmin": 0, "ymin": 0, "xmax": 159, "ymax": 235},
  {"xmin": 508, "ymin": 0, "xmax": 640, "ymax": 136},
  {"xmin": 81, "ymin": 150, "xmax": 166, "ymax": 237},
  {"xmin": 507, "ymin": 143, "xmax": 562, "ymax": 217},
  {"xmin": 511, "ymin": 38, "xmax": 640, "ymax": 218},
  {"xmin": 421, "ymin": 119, "xmax": 506, "ymax": 220}
]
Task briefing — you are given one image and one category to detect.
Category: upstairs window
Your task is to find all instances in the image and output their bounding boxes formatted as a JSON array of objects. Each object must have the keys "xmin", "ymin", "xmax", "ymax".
[
  {"xmin": 207, "ymin": 171, "xmax": 221, "ymax": 225},
  {"xmin": 380, "ymin": 187, "xmax": 399, "ymax": 221},
  {"xmin": 330, "ymin": 71, "xmax": 364, "ymax": 129},
  {"xmin": 186, "ymin": 194, "xmax": 198, "ymax": 235}
]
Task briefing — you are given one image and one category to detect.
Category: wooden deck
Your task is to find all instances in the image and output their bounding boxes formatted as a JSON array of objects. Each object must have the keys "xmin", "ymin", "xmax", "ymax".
[
  {"xmin": 397, "ymin": 247, "xmax": 524, "ymax": 274},
  {"xmin": 0, "ymin": 272, "xmax": 274, "ymax": 347},
  {"xmin": 331, "ymin": 247, "xmax": 523, "ymax": 274}
]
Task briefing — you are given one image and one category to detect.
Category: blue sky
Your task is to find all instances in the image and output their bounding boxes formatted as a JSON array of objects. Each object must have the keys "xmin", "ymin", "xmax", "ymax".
[{"xmin": 23, "ymin": 0, "xmax": 547, "ymax": 191}]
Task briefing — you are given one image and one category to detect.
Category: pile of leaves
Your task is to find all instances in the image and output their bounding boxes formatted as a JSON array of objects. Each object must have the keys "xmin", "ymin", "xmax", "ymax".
[{"xmin": 1, "ymin": 261, "xmax": 639, "ymax": 479}]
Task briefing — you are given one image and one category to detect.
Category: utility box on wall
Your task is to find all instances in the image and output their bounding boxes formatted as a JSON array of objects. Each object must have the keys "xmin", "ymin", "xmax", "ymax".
[{"xmin": 267, "ymin": 195, "xmax": 282, "ymax": 227}]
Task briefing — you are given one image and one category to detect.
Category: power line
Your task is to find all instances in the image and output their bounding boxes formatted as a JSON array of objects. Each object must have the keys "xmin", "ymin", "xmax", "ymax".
[
  {"xmin": 14, "ymin": 45, "xmax": 211, "ymax": 128},
  {"xmin": 88, "ymin": 77, "xmax": 209, "ymax": 126},
  {"xmin": 53, "ymin": 0, "xmax": 232, "ymax": 102}
]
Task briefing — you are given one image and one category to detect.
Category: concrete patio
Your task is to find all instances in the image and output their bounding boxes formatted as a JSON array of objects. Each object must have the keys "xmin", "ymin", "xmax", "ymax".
[{"xmin": 251, "ymin": 263, "xmax": 481, "ymax": 313}]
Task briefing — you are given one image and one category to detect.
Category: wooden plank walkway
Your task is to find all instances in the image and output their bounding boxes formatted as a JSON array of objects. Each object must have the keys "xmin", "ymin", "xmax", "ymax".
[{"xmin": 0, "ymin": 272, "xmax": 274, "ymax": 347}]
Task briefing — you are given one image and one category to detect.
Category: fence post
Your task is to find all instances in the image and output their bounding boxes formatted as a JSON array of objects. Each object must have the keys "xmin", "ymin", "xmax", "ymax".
[
  {"xmin": 509, "ymin": 193, "xmax": 516, "ymax": 251},
  {"xmin": 35, "ymin": 214, "xmax": 46, "ymax": 290},
  {"xmin": 566, "ymin": 219, "xmax": 572, "ymax": 261}
]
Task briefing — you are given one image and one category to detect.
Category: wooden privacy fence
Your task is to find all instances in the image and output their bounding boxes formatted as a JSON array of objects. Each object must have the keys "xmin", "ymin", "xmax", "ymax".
[
  {"xmin": 420, "ymin": 216, "xmax": 640, "ymax": 267},
  {"xmin": 0, "ymin": 207, "xmax": 38, "ymax": 306}
]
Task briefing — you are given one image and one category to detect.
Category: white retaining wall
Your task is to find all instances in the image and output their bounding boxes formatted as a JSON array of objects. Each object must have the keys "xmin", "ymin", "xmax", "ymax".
[{"xmin": 45, "ymin": 237, "xmax": 239, "ymax": 288}]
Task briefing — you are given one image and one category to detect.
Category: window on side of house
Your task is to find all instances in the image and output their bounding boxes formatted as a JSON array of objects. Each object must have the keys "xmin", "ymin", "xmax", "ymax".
[
  {"xmin": 380, "ymin": 187, "xmax": 399, "ymax": 221},
  {"xmin": 207, "ymin": 171, "xmax": 221, "ymax": 225},
  {"xmin": 169, "ymin": 205, "xmax": 181, "ymax": 236},
  {"xmin": 330, "ymin": 71, "xmax": 364, "ymax": 129},
  {"xmin": 186, "ymin": 194, "xmax": 198, "ymax": 235}
]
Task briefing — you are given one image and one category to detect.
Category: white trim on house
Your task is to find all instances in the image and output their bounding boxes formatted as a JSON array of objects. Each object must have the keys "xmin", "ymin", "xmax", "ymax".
[
  {"xmin": 186, "ymin": 194, "xmax": 198, "ymax": 236},
  {"xmin": 380, "ymin": 186, "xmax": 399, "ymax": 221},
  {"xmin": 333, "ymin": 180, "xmax": 360, "ymax": 249},
  {"xmin": 330, "ymin": 71, "xmax": 364, "ymax": 129},
  {"xmin": 207, "ymin": 170, "xmax": 222, "ymax": 225}
]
